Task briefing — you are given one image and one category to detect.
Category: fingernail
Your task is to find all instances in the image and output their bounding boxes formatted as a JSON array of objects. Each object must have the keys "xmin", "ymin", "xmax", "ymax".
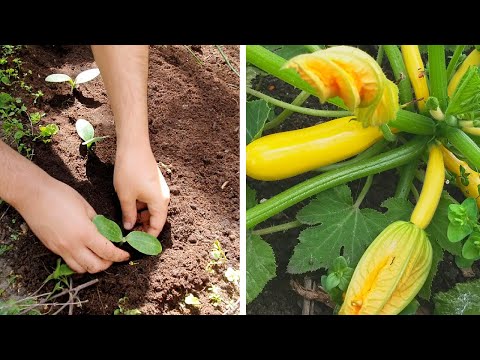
[{"xmin": 124, "ymin": 222, "xmax": 133, "ymax": 230}]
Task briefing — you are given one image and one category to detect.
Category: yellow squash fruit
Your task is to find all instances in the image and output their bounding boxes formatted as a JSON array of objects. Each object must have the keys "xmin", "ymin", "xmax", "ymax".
[
  {"xmin": 448, "ymin": 49, "xmax": 480, "ymax": 96},
  {"xmin": 246, "ymin": 116, "xmax": 383, "ymax": 181},
  {"xmin": 339, "ymin": 221, "xmax": 432, "ymax": 315},
  {"xmin": 441, "ymin": 145, "xmax": 480, "ymax": 207},
  {"xmin": 410, "ymin": 144, "xmax": 445, "ymax": 229},
  {"xmin": 401, "ymin": 45, "xmax": 429, "ymax": 113},
  {"xmin": 285, "ymin": 46, "xmax": 399, "ymax": 127}
]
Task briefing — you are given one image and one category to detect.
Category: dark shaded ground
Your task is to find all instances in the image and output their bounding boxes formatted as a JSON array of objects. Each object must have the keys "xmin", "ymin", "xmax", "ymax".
[
  {"xmin": 247, "ymin": 46, "xmax": 479, "ymax": 315},
  {"xmin": 0, "ymin": 45, "xmax": 239, "ymax": 314}
]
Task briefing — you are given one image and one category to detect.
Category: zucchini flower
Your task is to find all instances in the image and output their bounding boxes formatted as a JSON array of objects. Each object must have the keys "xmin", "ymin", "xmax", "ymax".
[
  {"xmin": 340, "ymin": 145, "xmax": 442, "ymax": 315},
  {"xmin": 285, "ymin": 46, "xmax": 399, "ymax": 127}
]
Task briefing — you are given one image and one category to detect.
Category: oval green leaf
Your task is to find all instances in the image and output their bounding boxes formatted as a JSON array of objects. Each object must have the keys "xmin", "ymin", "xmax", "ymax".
[
  {"xmin": 125, "ymin": 231, "xmax": 162, "ymax": 255},
  {"xmin": 93, "ymin": 215, "xmax": 124, "ymax": 243},
  {"xmin": 75, "ymin": 119, "xmax": 94, "ymax": 142},
  {"xmin": 75, "ymin": 68, "xmax": 100, "ymax": 84},
  {"xmin": 45, "ymin": 74, "xmax": 72, "ymax": 83}
]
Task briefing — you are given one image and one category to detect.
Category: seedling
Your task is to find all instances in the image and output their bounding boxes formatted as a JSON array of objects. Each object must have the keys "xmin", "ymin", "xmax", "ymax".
[
  {"xmin": 224, "ymin": 267, "xmax": 240, "ymax": 286},
  {"xmin": 208, "ymin": 285, "xmax": 222, "ymax": 307},
  {"xmin": 205, "ymin": 240, "xmax": 227, "ymax": 273},
  {"xmin": 114, "ymin": 296, "xmax": 141, "ymax": 315},
  {"xmin": 43, "ymin": 258, "xmax": 75, "ymax": 297},
  {"xmin": 93, "ymin": 215, "xmax": 162, "ymax": 256},
  {"xmin": 34, "ymin": 124, "xmax": 59, "ymax": 144},
  {"xmin": 45, "ymin": 68, "xmax": 100, "ymax": 92},
  {"xmin": 184, "ymin": 294, "xmax": 201, "ymax": 307},
  {"xmin": 75, "ymin": 119, "xmax": 109, "ymax": 150}
]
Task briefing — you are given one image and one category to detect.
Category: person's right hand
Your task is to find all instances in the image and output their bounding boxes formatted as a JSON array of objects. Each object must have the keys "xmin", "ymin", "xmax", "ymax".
[{"xmin": 15, "ymin": 176, "xmax": 130, "ymax": 273}]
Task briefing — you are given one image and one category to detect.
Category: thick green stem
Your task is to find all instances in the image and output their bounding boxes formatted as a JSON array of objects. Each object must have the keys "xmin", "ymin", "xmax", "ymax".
[
  {"xmin": 304, "ymin": 45, "xmax": 322, "ymax": 52},
  {"xmin": 376, "ymin": 45, "xmax": 384, "ymax": 65},
  {"xmin": 246, "ymin": 88, "xmax": 351, "ymax": 117},
  {"xmin": 316, "ymin": 140, "xmax": 388, "ymax": 172},
  {"xmin": 264, "ymin": 91, "xmax": 310, "ymax": 130},
  {"xmin": 395, "ymin": 158, "xmax": 419, "ymax": 200},
  {"xmin": 389, "ymin": 109, "xmax": 436, "ymax": 135},
  {"xmin": 354, "ymin": 175, "xmax": 374, "ymax": 207},
  {"xmin": 428, "ymin": 45, "xmax": 448, "ymax": 111},
  {"xmin": 246, "ymin": 136, "xmax": 430, "ymax": 229},
  {"xmin": 447, "ymin": 45, "xmax": 466, "ymax": 81},
  {"xmin": 384, "ymin": 45, "xmax": 414, "ymax": 111},
  {"xmin": 252, "ymin": 220, "xmax": 303, "ymax": 236},
  {"xmin": 446, "ymin": 127, "xmax": 480, "ymax": 170}
]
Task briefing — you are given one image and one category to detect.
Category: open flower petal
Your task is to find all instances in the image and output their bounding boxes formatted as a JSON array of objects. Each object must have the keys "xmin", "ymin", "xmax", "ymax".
[
  {"xmin": 285, "ymin": 46, "xmax": 399, "ymax": 127},
  {"xmin": 339, "ymin": 221, "xmax": 432, "ymax": 315}
]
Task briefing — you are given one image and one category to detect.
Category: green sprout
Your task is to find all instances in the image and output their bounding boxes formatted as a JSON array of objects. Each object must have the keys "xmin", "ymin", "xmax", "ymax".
[
  {"xmin": 224, "ymin": 267, "xmax": 240, "ymax": 286},
  {"xmin": 75, "ymin": 119, "xmax": 109, "ymax": 150},
  {"xmin": 93, "ymin": 215, "xmax": 162, "ymax": 256},
  {"xmin": 184, "ymin": 294, "xmax": 201, "ymax": 307},
  {"xmin": 45, "ymin": 68, "xmax": 100, "ymax": 92},
  {"xmin": 114, "ymin": 297, "xmax": 142, "ymax": 315}
]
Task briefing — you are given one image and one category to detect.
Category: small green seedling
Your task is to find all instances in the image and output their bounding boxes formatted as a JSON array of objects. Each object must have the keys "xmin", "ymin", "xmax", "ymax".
[
  {"xmin": 34, "ymin": 124, "xmax": 59, "ymax": 144},
  {"xmin": 93, "ymin": 215, "xmax": 162, "ymax": 256},
  {"xmin": 43, "ymin": 258, "xmax": 75, "ymax": 297},
  {"xmin": 114, "ymin": 296, "xmax": 142, "ymax": 315},
  {"xmin": 224, "ymin": 267, "xmax": 240, "ymax": 286},
  {"xmin": 45, "ymin": 68, "xmax": 100, "ymax": 92},
  {"xmin": 75, "ymin": 119, "xmax": 109, "ymax": 149},
  {"xmin": 208, "ymin": 285, "xmax": 222, "ymax": 307},
  {"xmin": 184, "ymin": 294, "xmax": 201, "ymax": 307}
]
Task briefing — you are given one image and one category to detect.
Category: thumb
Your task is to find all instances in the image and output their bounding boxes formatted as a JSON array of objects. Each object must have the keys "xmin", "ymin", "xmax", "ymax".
[{"xmin": 119, "ymin": 196, "xmax": 137, "ymax": 230}]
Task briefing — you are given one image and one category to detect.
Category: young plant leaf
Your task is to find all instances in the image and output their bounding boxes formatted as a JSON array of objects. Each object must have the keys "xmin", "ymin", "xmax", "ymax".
[
  {"xmin": 82, "ymin": 136, "xmax": 109, "ymax": 147},
  {"xmin": 125, "ymin": 231, "xmax": 162, "ymax": 255},
  {"xmin": 289, "ymin": 185, "xmax": 389, "ymax": 273},
  {"xmin": 75, "ymin": 119, "xmax": 94, "ymax": 143},
  {"xmin": 92, "ymin": 215, "xmax": 124, "ymax": 243},
  {"xmin": 434, "ymin": 279, "xmax": 480, "ymax": 315},
  {"xmin": 462, "ymin": 231, "xmax": 480, "ymax": 260},
  {"xmin": 246, "ymin": 99, "xmax": 271, "ymax": 145},
  {"xmin": 246, "ymin": 232, "xmax": 276, "ymax": 304},
  {"xmin": 427, "ymin": 192, "xmax": 462, "ymax": 255},
  {"xmin": 45, "ymin": 74, "xmax": 72, "ymax": 83},
  {"xmin": 75, "ymin": 68, "xmax": 100, "ymax": 85}
]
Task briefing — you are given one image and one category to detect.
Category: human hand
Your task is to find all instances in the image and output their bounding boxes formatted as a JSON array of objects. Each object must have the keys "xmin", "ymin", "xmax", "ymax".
[
  {"xmin": 114, "ymin": 145, "xmax": 170, "ymax": 237},
  {"xmin": 16, "ymin": 176, "xmax": 130, "ymax": 274}
]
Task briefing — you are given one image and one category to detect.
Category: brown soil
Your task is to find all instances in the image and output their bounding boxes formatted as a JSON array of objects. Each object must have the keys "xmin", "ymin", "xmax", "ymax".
[{"xmin": 0, "ymin": 45, "xmax": 239, "ymax": 314}]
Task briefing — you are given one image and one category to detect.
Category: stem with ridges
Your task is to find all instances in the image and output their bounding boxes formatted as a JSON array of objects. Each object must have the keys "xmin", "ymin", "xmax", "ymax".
[
  {"xmin": 384, "ymin": 45, "xmax": 414, "ymax": 111},
  {"xmin": 354, "ymin": 175, "xmax": 374, "ymax": 207},
  {"xmin": 247, "ymin": 136, "xmax": 430, "ymax": 229},
  {"xmin": 447, "ymin": 45, "xmax": 466, "ymax": 81},
  {"xmin": 264, "ymin": 91, "xmax": 310, "ymax": 130},
  {"xmin": 252, "ymin": 220, "xmax": 303, "ymax": 236},
  {"xmin": 304, "ymin": 45, "xmax": 323, "ymax": 52},
  {"xmin": 446, "ymin": 127, "xmax": 480, "ymax": 170},
  {"xmin": 428, "ymin": 45, "xmax": 448, "ymax": 111},
  {"xmin": 246, "ymin": 87, "xmax": 351, "ymax": 117},
  {"xmin": 395, "ymin": 158, "xmax": 419, "ymax": 200}
]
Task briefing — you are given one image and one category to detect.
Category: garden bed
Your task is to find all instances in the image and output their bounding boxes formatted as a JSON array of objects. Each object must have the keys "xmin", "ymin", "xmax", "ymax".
[
  {"xmin": 0, "ymin": 45, "xmax": 239, "ymax": 315},
  {"xmin": 246, "ymin": 46, "xmax": 480, "ymax": 315}
]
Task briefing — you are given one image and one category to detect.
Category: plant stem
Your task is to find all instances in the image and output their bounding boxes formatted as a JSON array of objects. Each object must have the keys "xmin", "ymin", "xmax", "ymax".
[
  {"xmin": 215, "ymin": 45, "xmax": 239, "ymax": 77},
  {"xmin": 446, "ymin": 127, "xmax": 480, "ymax": 170},
  {"xmin": 246, "ymin": 45, "xmax": 347, "ymax": 109},
  {"xmin": 384, "ymin": 45, "xmax": 414, "ymax": 111},
  {"xmin": 410, "ymin": 183, "xmax": 420, "ymax": 202},
  {"xmin": 395, "ymin": 158, "xmax": 419, "ymax": 200},
  {"xmin": 389, "ymin": 109, "xmax": 436, "ymax": 135},
  {"xmin": 316, "ymin": 140, "xmax": 388, "ymax": 172},
  {"xmin": 264, "ymin": 91, "xmax": 310, "ymax": 130},
  {"xmin": 247, "ymin": 136, "xmax": 430, "ymax": 229},
  {"xmin": 376, "ymin": 45, "xmax": 384, "ymax": 65},
  {"xmin": 380, "ymin": 124, "xmax": 397, "ymax": 142},
  {"xmin": 428, "ymin": 45, "xmax": 448, "ymax": 111},
  {"xmin": 184, "ymin": 45, "xmax": 203, "ymax": 65},
  {"xmin": 304, "ymin": 45, "xmax": 322, "ymax": 52},
  {"xmin": 447, "ymin": 45, "xmax": 466, "ymax": 81},
  {"xmin": 354, "ymin": 175, "xmax": 374, "ymax": 207},
  {"xmin": 252, "ymin": 220, "xmax": 303, "ymax": 236},
  {"xmin": 246, "ymin": 87, "xmax": 351, "ymax": 117}
]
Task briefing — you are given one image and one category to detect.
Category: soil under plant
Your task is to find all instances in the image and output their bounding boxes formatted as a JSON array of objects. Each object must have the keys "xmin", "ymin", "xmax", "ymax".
[
  {"xmin": 247, "ymin": 46, "xmax": 480, "ymax": 315},
  {"xmin": 0, "ymin": 45, "xmax": 239, "ymax": 315}
]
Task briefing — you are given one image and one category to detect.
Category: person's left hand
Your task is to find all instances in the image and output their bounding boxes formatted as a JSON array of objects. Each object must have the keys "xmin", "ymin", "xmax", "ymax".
[{"xmin": 113, "ymin": 145, "xmax": 170, "ymax": 237}]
